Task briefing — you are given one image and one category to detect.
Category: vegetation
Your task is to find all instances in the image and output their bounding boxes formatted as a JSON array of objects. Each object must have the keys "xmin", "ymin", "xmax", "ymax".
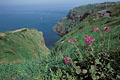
[
  {"xmin": 54, "ymin": 2, "xmax": 120, "ymax": 36},
  {"xmin": 0, "ymin": 2, "xmax": 120, "ymax": 80},
  {"xmin": 0, "ymin": 28, "xmax": 49, "ymax": 63}
]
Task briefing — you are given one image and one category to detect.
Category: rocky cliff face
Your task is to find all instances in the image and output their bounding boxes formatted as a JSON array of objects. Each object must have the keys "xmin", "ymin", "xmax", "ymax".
[
  {"xmin": 0, "ymin": 28, "xmax": 50, "ymax": 63},
  {"xmin": 54, "ymin": 2, "xmax": 120, "ymax": 37}
]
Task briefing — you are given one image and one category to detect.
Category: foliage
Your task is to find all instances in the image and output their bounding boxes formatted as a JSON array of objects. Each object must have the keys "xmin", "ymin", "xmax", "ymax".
[
  {"xmin": 0, "ymin": 2, "xmax": 120, "ymax": 80},
  {"xmin": 0, "ymin": 28, "xmax": 50, "ymax": 63}
]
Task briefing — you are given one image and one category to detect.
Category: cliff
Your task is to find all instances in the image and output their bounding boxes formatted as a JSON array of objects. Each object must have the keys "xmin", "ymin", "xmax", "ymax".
[
  {"xmin": 54, "ymin": 2, "xmax": 120, "ymax": 36},
  {"xmin": 0, "ymin": 28, "xmax": 50, "ymax": 63},
  {"xmin": 0, "ymin": 2, "xmax": 120, "ymax": 80}
]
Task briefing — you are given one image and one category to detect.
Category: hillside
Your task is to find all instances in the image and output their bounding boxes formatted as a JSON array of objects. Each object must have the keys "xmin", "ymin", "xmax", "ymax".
[
  {"xmin": 53, "ymin": 2, "xmax": 120, "ymax": 54},
  {"xmin": 54, "ymin": 2, "xmax": 120, "ymax": 36},
  {"xmin": 51, "ymin": 2, "xmax": 120, "ymax": 80},
  {"xmin": 0, "ymin": 2, "xmax": 120, "ymax": 80},
  {"xmin": 0, "ymin": 28, "xmax": 50, "ymax": 63}
]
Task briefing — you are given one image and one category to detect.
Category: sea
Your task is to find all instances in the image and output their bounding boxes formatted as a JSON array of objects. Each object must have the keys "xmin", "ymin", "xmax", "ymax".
[{"xmin": 0, "ymin": 6, "xmax": 69, "ymax": 49}]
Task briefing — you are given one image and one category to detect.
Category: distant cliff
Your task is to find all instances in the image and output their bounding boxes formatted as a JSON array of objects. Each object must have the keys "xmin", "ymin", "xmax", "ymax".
[
  {"xmin": 0, "ymin": 28, "xmax": 50, "ymax": 63},
  {"xmin": 54, "ymin": 2, "xmax": 120, "ymax": 36}
]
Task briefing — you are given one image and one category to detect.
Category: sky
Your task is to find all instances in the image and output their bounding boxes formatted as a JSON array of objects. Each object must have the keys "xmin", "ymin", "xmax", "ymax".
[{"xmin": 0, "ymin": 0, "xmax": 120, "ymax": 10}]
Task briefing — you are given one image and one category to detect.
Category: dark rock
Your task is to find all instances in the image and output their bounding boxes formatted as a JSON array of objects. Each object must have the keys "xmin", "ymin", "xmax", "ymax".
[
  {"xmin": 54, "ymin": 12, "xmax": 90, "ymax": 36},
  {"xmin": 80, "ymin": 13, "xmax": 90, "ymax": 21}
]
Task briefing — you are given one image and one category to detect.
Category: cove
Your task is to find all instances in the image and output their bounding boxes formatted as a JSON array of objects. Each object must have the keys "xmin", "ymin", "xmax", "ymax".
[{"xmin": 0, "ymin": 10, "xmax": 68, "ymax": 49}]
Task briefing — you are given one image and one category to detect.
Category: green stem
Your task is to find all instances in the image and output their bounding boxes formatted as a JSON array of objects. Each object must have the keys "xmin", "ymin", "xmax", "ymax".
[
  {"xmin": 72, "ymin": 44, "xmax": 78, "ymax": 58},
  {"xmin": 73, "ymin": 43, "xmax": 83, "ymax": 60},
  {"xmin": 89, "ymin": 45, "xmax": 94, "ymax": 56},
  {"xmin": 99, "ymin": 30, "xmax": 105, "ymax": 47},
  {"xmin": 107, "ymin": 34, "xmax": 111, "ymax": 51}
]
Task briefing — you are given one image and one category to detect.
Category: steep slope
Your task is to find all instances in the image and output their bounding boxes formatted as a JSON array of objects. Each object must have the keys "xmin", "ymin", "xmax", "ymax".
[
  {"xmin": 53, "ymin": 3, "xmax": 120, "ymax": 58},
  {"xmin": 54, "ymin": 2, "xmax": 120, "ymax": 36},
  {"xmin": 0, "ymin": 28, "xmax": 50, "ymax": 63},
  {"xmin": 50, "ymin": 3, "xmax": 120, "ymax": 80}
]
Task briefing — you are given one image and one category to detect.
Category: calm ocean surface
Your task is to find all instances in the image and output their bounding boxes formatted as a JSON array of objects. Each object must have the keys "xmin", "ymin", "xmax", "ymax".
[{"xmin": 0, "ymin": 9, "xmax": 68, "ymax": 49}]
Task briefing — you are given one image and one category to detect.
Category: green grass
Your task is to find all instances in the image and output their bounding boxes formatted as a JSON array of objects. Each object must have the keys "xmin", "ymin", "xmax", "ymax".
[
  {"xmin": 51, "ymin": 4, "xmax": 120, "ymax": 80},
  {"xmin": 0, "ymin": 28, "xmax": 50, "ymax": 63},
  {"xmin": 0, "ymin": 2, "xmax": 120, "ymax": 80}
]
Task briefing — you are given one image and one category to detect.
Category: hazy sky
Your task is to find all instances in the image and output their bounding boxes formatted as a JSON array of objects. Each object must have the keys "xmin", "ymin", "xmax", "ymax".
[
  {"xmin": 0, "ymin": 0, "xmax": 120, "ymax": 11},
  {"xmin": 0, "ymin": 0, "xmax": 120, "ymax": 6}
]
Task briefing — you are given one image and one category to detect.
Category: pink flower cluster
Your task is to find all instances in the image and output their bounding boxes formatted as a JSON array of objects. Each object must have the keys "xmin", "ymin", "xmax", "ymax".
[
  {"xmin": 93, "ymin": 27, "xmax": 111, "ymax": 32},
  {"xmin": 84, "ymin": 35, "xmax": 95, "ymax": 46},
  {"xmin": 64, "ymin": 56, "xmax": 70, "ymax": 64},
  {"xmin": 93, "ymin": 27, "xmax": 99, "ymax": 32},
  {"xmin": 68, "ymin": 38, "xmax": 76, "ymax": 44},
  {"xmin": 103, "ymin": 52, "xmax": 107, "ymax": 56},
  {"xmin": 104, "ymin": 27, "xmax": 111, "ymax": 31},
  {"xmin": 85, "ymin": 48, "xmax": 89, "ymax": 51}
]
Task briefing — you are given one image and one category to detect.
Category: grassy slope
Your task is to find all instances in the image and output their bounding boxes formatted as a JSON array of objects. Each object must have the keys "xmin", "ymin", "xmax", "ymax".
[
  {"xmin": 53, "ymin": 4, "xmax": 120, "ymax": 56},
  {"xmin": 0, "ymin": 3, "xmax": 120, "ymax": 80},
  {"xmin": 0, "ymin": 29, "xmax": 51, "ymax": 80},
  {"xmin": 0, "ymin": 28, "xmax": 50, "ymax": 63},
  {"xmin": 51, "ymin": 4, "xmax": 120, "ymax": 79}
]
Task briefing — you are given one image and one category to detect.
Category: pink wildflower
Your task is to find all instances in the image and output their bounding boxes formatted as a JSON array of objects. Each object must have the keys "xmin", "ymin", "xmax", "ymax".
[
  {"xmin": 68, "ymin": 38, "xmax": 76, "ymax": 44},
  {"xmin": 103, "ymin": 53, "xmax": 107, "ymax": 56},
  {"xmin": 84, "ymin": 34, "xmax": 88, "ymax": 39},
  {"xmin": 104, "ymin": 27, "xmax": 111, "ymax": 32},
  {"xmin": 85, "ymin": 36, "xmax": 95, "ymax": 46},
  {"xmin": 87, "ymin": 36, "xmax": 91, "ymax": 40},
  {"xmin": 104, "ymin": 27, "xmax": 107, "ymax": 30},
  {"xmin": 85, "ymin": 39, "xmax": 91, "ymax": 45},
  {"xmin": 64, "ymin": 56, "xmax": 70, "ymax": 64},
  {"xmin": 90, "ymin": 37, "xmax": 95, "ymax": 42},
  {"xmin": 93, "ymin": 27, "xmax": 99, "ymax": 32},
  {"xmin": 85, "ymin": 48, "xmax": 89, "ymax": 51},
  {"xmin": 107, "ymin": 27, "xmax": 111, "ymax": 31}
]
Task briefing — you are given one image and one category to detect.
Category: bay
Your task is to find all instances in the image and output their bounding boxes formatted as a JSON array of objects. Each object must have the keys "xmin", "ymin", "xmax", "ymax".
[{"xmin": 0, "ymin": 9, "xmax": 68, "ymax": 49}]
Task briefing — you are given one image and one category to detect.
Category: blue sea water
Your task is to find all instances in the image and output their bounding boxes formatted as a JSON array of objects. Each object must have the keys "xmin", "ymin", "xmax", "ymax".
[{"xmin": 0, "ymin": 8, "xmax": 68, "ymax": 49}]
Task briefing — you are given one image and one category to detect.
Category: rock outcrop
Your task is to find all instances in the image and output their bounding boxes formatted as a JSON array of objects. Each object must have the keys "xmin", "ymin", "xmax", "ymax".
[
  {"xmin": 54, "ymin": 17, "xmax": 69, "ymax": 37},
  {"xmin": 96, "ymin": 10, "xmax": 111, "ymax": 19}
]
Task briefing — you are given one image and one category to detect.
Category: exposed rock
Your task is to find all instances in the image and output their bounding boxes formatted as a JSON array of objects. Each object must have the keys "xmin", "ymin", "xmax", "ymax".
[
  {"xmin": 10, "ymin": 28, "xmax": 26, "ymax": 33},
  {"xmin": 54, "ymin": 12, "xmax": 90, "ymax": 36},
  {"xmin": 80, "ymin": 13, "xmax": 90, "ymax": 21},
  {"xmin": 96, "ymin": 10, "xmax": 111, "ymax": 19},
  {"xmin": 0, "ymin": 33, "xmax": 5, "ymax": 37},
  {"xmin": 54, "ymin": 17, "xmax": 69, "ymax": 37}
]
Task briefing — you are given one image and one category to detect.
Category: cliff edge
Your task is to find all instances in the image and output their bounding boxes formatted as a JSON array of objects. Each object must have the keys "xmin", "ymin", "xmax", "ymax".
[{"xmin": 0, "ymin": 28, "xmax": 50, "ymax": 63}]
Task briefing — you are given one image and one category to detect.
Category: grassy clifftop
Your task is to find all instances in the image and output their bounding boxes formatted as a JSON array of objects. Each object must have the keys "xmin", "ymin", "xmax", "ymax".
[{"xmin": 0, "ymin": 28, "xmax": 50, "ymax": 63}]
